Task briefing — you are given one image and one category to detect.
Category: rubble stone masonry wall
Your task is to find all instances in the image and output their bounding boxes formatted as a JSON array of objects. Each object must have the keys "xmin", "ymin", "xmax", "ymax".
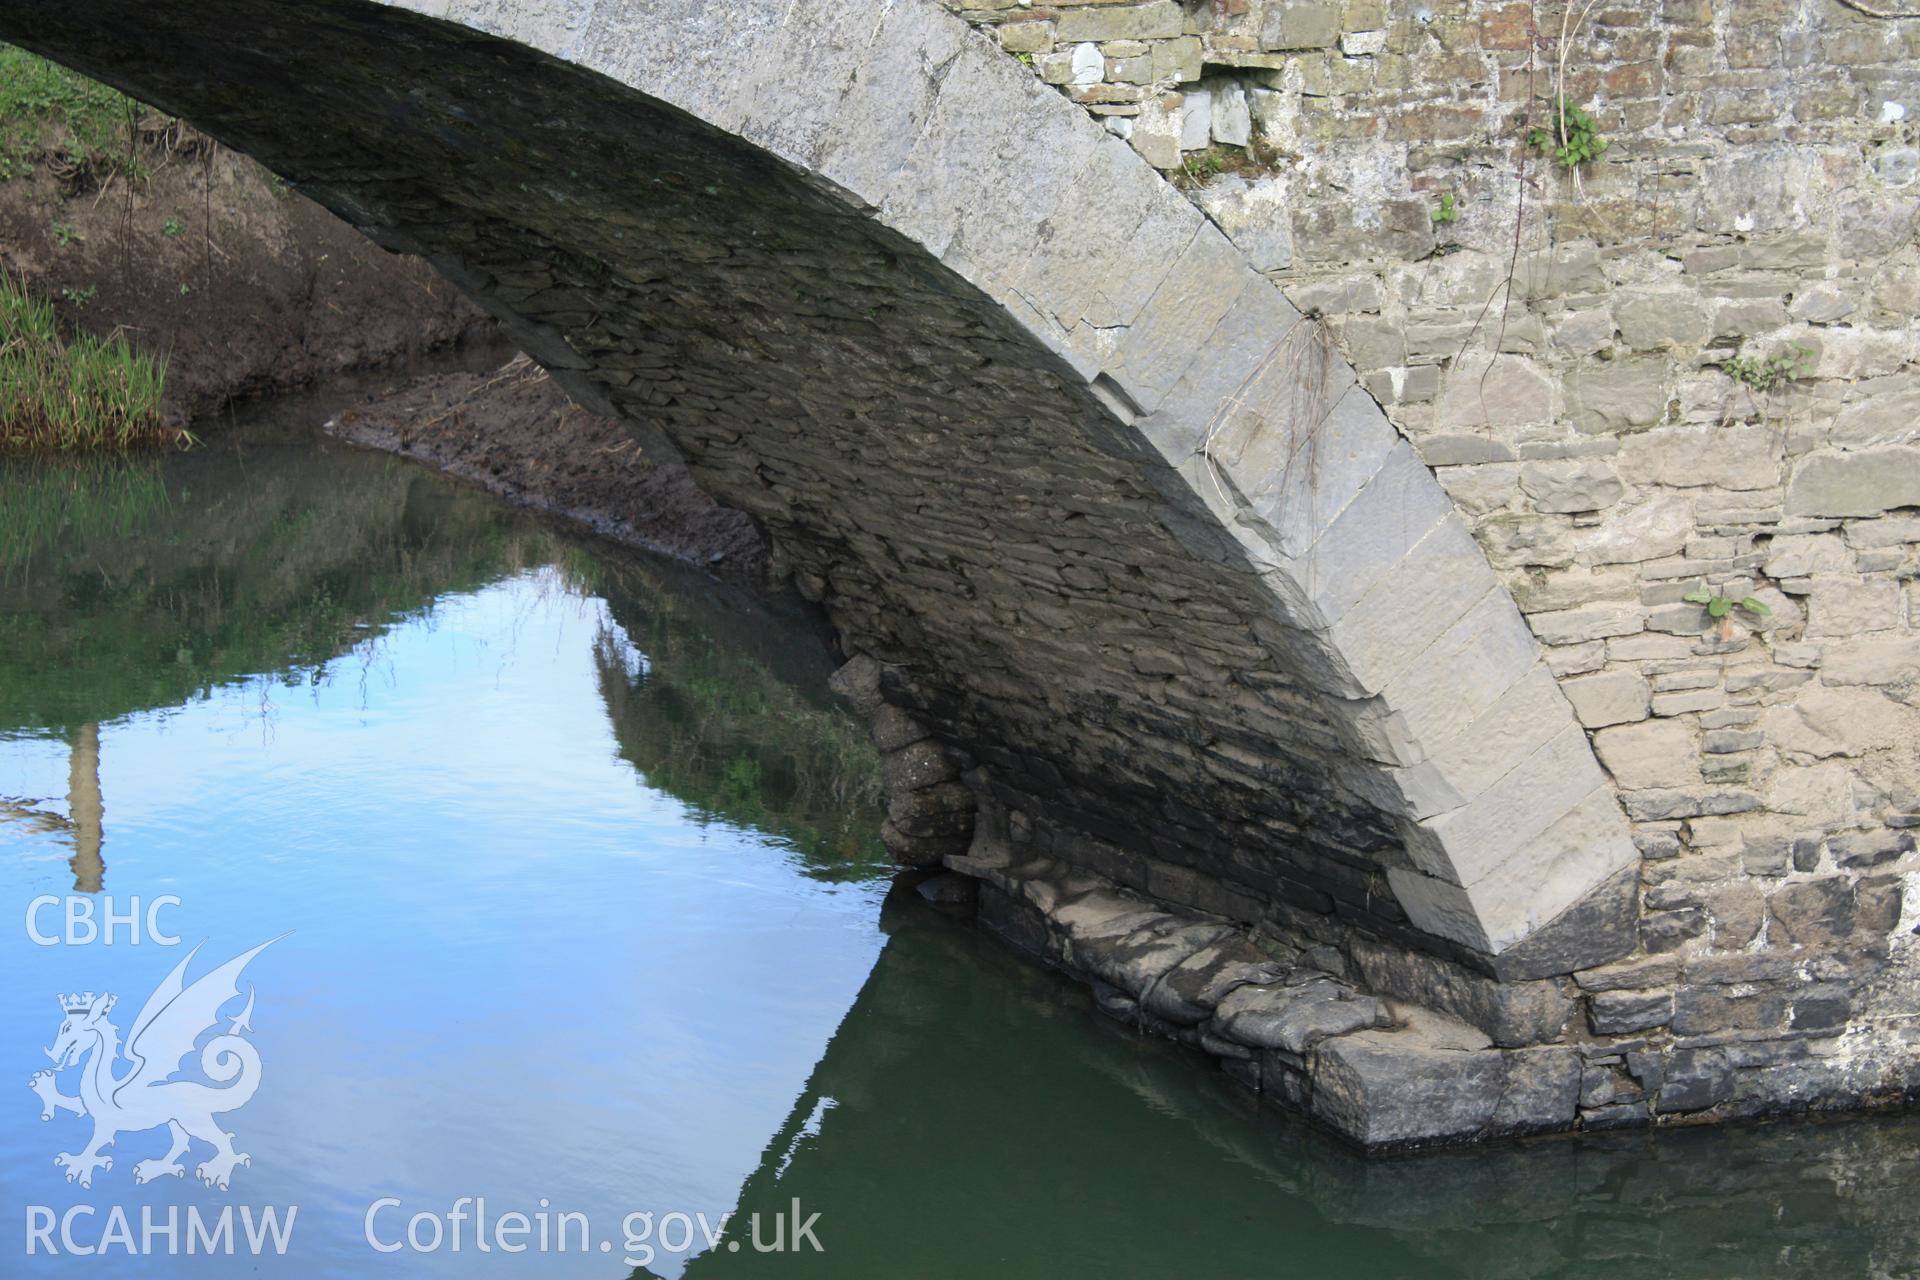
[{"xmin": 937, "ymin": 0, "xmax": 1920, "ymax": 1137}]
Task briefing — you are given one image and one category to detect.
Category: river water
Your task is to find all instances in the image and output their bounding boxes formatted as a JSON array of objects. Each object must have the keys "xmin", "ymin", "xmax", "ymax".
[{"xmin": 3, "ymin": 405, "xmax": 1919, "ymax": 1279}]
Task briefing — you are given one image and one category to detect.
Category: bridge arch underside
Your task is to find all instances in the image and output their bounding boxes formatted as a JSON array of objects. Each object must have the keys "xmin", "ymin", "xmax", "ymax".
[{"xmin": 2, "ymin": 1, "xmax": 1639, "ymax": 984}]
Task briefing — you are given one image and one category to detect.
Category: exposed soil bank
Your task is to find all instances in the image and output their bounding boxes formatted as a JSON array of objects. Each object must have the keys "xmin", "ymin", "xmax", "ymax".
[
  {"xmin": 325, "ymin": 357, "xmax": 770, "ymax": 583},
  {"xmin": 0, "ymin": 137, "xmax": 488, "ymax": 429},
  {"xmin": 0, "ymin": 63, "xmax": 765, "ymax": 583}
]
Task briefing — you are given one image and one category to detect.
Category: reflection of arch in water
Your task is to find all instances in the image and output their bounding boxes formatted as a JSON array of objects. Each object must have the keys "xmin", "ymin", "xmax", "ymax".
[{"xmin": 671, "ymin": 887, "xmax": 1920, "ymax": 1279}]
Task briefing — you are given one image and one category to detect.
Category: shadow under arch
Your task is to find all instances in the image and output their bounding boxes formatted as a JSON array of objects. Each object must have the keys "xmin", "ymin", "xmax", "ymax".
[{"xmin": 0, "ymin": 0, "xmax": 1634, "ymax": 986}]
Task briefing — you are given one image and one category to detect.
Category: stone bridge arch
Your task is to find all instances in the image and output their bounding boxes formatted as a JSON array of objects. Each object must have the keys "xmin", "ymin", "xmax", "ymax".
[{"xmin": 0, "ymin": 1, "xmax": 1635, "ymax": 975}]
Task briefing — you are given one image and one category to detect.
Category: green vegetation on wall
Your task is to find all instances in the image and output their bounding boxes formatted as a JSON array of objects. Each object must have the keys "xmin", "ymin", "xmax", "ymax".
[{"xmin": 1527, "ymin": 97, "xmax": 1609, "ymax": 171}]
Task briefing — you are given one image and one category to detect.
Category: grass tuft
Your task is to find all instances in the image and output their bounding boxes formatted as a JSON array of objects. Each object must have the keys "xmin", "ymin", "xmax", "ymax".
[{"xmin": 0, "ymin": 273, "xmax": 180, "ymax": 452}]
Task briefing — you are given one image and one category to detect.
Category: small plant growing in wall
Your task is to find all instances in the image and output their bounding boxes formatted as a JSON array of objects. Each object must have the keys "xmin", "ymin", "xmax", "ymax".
[
  {"xmin": 1430, "ymin": 191, "xmax": 1460, "ymax": 225},
  {"xmin": 1528, "ymin": 97, "xmax": 1608, "ymax": 170},
  {"xmin": 1721, "ymin": 343, "xmax": 1812, "ymax": 395},
  {"xmin": 1171, "ymin": 142, "xmax": 1287, "ymax": 191},
  {"xmin": 1684, "ymin": 588, "xmax": 1771, "ymax": 641},
  {"xmin": 1183, "ymin": 149, "xmax": 1228, "ymax": 183}
]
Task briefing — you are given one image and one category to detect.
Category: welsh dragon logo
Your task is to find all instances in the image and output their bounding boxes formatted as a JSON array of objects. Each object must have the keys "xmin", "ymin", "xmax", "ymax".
[{"xmin": 29, "ymin": 938, "xmax": 279, "ymax": 1190}]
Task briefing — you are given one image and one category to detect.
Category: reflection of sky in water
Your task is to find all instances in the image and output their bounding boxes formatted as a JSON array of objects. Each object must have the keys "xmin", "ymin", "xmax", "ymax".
[{"xmin": 3, "ymin": 570, "xmax": 887, "ymax": 1278}]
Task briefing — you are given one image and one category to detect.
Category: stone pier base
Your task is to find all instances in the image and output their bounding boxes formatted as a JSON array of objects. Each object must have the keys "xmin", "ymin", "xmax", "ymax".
[
  {"xmin": 832, "ymin": 648, "xmax": 1920, "ymax": 1151},
  {"xmin": 946, "ymin": 830, "xmax": 1920, "ymax": 1150}
]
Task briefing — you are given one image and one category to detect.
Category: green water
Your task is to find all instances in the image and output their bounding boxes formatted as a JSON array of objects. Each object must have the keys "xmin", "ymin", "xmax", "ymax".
[{"xmin": 3, "ymin": 409, "xmax": 1918, "ymax": 1279}]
